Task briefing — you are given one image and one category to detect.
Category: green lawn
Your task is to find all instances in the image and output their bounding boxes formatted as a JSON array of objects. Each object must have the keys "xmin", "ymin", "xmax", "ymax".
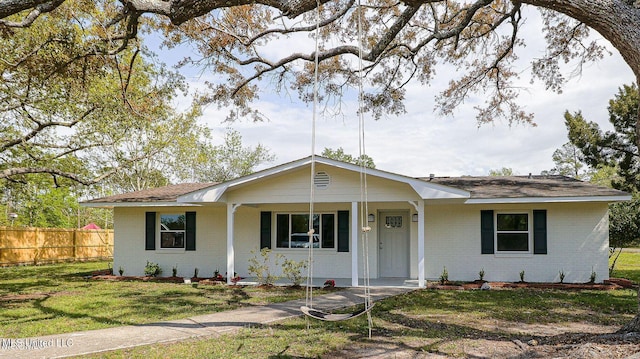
[
  {"xmin": 81, "ymin": 288, "xmax": 639, "ymax": 359},
  {"xmin": 0, "ymin": 261, "xmax": 312, "ymax": 337},
  {"xmin": 611, "ymin": 250, "xmax": 640, "ymax": 283},
  {"xmin": 79, "ymin": 253, "xmax": 640, "ymax": 359},
  {"xmin": 4, "ymin": 254, "xmax": 640, "ymax": 358}
]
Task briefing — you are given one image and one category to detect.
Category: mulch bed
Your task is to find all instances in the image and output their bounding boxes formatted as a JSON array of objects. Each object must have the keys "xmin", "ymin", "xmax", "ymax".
[
  {"xmin": 91, "ymin": 275, "xmax": 227, "ymax": 283},
  {"xmin": 428, "ymin": 278, "xmax": 634, "ymax": 291},
  {"xmin": 91, "ymin": 274, "xmax": 243, "ymax": 285}
]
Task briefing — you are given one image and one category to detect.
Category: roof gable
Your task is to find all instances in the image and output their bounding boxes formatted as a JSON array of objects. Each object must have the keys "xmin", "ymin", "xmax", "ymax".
[{"xmin": 177, "ymin": 156, "xmax": 470, "ymax": 203}]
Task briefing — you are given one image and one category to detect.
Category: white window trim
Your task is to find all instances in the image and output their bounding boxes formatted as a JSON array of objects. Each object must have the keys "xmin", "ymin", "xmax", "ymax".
[
  {"xmin": 494, "ymin": 211, "xmax": 533, "ymax": 257},
  {"xmin": 274, "ymin": 212, "xmax": 337, "ymax": 250},
  {"xmin": 158, "ymin": 212, "xmax": 186, "ymax": 251}
]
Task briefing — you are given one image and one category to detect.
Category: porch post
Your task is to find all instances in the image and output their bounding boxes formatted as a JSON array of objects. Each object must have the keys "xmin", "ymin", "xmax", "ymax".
[
  {"xmin": 417, "ymin": 199, "xmax": 425, "ymax": 288},
  {"xmin": 351, "ymin": 201, "xmax": 359, "ymax": 287},
  {"xmin": 226, "ymin": 203, "xmax": 240, "ymax": 284}
]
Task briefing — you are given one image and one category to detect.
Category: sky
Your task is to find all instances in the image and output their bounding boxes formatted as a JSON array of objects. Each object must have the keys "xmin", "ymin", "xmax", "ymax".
[{"xmin": 151, "ymin": 7, "xmax": 635, "ymax": 178}]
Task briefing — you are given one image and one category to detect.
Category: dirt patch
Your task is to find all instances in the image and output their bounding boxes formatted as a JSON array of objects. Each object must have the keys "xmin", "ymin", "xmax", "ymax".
[{"xmin": 324, "ymin": 322, "xmax": 640, "ymax": 358}]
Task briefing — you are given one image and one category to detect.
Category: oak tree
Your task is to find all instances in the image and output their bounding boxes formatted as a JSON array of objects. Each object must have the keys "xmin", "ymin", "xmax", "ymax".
[
  {"xmin": 2, "ymin": 1, "xmax": 639, "ymax": 126},
  {"xmin": 6, "ymin": 0, "xmax": 640, "ymax": 333}
]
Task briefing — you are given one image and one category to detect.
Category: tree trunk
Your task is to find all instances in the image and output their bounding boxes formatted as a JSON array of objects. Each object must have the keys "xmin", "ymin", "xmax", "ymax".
[
  {"xmin": 524, "ymin": 0, "xmax": 640, "ymax": 79},
  {"xmin": 618, "ymin": 286, "xmax": 640, "ymax": 333},
  {"xmin": 522, "ymin": 0, "xmax": 640, "ymax": 333}
]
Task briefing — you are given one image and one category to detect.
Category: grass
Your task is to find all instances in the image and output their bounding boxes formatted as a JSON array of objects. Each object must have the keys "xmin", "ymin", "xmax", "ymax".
[
  {"xmin": 79, "ymin": 252, "xmax": 640, "ymax": 359},
  {"xmin": 80, "ymin": 288, "xmax": 639, "ymax": 359},
  {"xmin": 611, "ymin": 250, "xmax": 640, "ymax": 283},
  {"xmin": 5, "ymin": 253, "xmax": 640, "ymax": 358},
  {"xmin": 0, "ymin": 261, "xmax": 313, "ymax": 337}
]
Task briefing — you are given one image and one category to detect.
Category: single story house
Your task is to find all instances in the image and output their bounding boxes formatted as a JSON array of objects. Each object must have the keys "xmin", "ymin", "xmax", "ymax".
[{"xmin": 82, "ymin": 156, "xmax": 630, "ymax": 287}]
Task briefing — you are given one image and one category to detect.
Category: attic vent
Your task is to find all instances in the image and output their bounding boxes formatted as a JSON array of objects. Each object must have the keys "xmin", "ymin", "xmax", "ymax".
[{"xmin": 314, "ymin": 171, "xmax": 331, "ymax": 189}]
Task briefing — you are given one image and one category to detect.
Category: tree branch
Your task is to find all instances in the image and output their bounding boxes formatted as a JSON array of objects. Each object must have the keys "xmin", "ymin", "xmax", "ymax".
[
  {"xmin": 1, "ymin": 106, "xmax": 97, "ymax": 152},
  {"xmin": 0, "ymin": 0, "xmax": 64, "ymax": 26}
]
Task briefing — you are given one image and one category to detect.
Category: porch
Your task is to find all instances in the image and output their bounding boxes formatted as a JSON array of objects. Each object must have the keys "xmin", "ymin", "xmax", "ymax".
[{"xmin": 236, "ymin": 277, "xmax": 421, "ymax": 288}]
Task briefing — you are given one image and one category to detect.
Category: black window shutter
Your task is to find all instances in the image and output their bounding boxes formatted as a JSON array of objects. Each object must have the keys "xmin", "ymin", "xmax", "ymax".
[
  {"xmin": 260, "ymin": 212, "xmax": 272, "ymax": 249},
  {"xmin": 337, "ymin": 210, "xmax": 349, "ymax": 252},
  {"xmin": 480, "ymin": 210, "xmax": 494, "ymax": 254},
  {"xmin": 185, "ymin": 212, "xmax": 196, "ymax": 251},
  {"xmin": 145, "ymin": 212, "xmax": 156, "ymax": 250},
  {"xmin": 533, "ymin": 210, "xmax": 547, "ymax": 254}
]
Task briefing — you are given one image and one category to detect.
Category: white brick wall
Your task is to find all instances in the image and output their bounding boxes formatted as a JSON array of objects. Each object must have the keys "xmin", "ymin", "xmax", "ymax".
[
  {"xmin": 114, "ymin": 201, "xmax": 610, "ymax": 284},
  {"xmin": 424, "ymin": 202, "xmax": 609, "ymax": 283},
  {"xmin": 113, "ymin": 206, "xmax": 227, "ymax": 278}
]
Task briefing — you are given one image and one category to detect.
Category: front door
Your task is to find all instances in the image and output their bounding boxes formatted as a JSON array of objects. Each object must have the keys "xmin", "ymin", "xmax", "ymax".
[{"xmin": 378, "ymin": 211, "xmax": 409, "ymax": 277}]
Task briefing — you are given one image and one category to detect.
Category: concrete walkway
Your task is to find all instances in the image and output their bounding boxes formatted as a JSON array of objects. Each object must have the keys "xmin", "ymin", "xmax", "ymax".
[{"xmin": 0, "ymin": 287, "xmax": 413, "ymax": 359}]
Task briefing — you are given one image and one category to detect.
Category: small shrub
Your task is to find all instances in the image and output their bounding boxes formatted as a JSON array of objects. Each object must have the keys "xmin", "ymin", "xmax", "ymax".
[
  {"xmin": 144, "ymin": 261, "xmax": 162, "ymax": 277},
  {"xmin": 589, "ymin": 268, "xmax": 597, "ymax": 284},
  {"xmin": 281, "ymin": 258, "xmax": 307, "ymax": 286},
  {"xmin": 559, "ymin": 270, "xmax": 565, "ymax": 283},
  {"xmin": 478, "ymin": 268, "xmax": 485, "ymax": 281},
  {"xmin": 439, "ymin": 266, "xmax": 449, "ymax": 285},
  {"xmin": 519, "ymin": 270, "xmax": 525, "ymax": 282},
  {"xmin": 172, "ymin": 264, "xmax": 178, "ymax": 277},
  {"xmin": 247, "ymin": 247, "xmax": 281, "ymax": 286},
  {"xmin": 118, "ymin": 266, "xmax": 124, "ymax": 276},
  {"xmin": 324, "ymin": 279, "xmax": 335, "ymax": 288},
  {"xmin": 193, "ymin": 267, "xmax": 199, "ymax": 278}
]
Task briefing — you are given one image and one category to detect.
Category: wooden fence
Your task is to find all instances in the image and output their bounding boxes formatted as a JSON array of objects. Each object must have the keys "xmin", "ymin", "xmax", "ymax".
[{"xmin": 0, "ymin": 227, "xmax": 114, "ymax": 266}]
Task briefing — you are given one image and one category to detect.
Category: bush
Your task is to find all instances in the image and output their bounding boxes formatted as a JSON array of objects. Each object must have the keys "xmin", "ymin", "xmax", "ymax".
[
  {"xmin": 439, "ymin": 266, "xmax": 448, "ymax": 284},
  {"xmin": 247, "ymin": 248, "xmax": 281, "ymax": 286},
  {"xmin": 282, "ymin": 258, "xmax": 307, "ymax": 286},
  {"xmin": 144, "ymin": 261, "xmax": 162, "ymax": 277}
]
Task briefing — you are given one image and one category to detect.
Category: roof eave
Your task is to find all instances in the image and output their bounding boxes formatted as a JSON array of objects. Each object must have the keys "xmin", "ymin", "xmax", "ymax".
[
  {"xmin": 80, "ymin": 201, "xmax": 202, "ymax": 208},
  {"xmin": 465, "ymin": 194, "xmax": 632, "ymax": 204}
]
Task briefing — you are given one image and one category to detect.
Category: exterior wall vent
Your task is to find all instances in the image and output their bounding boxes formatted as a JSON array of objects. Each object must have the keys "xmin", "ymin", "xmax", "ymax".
[{"xmin": 314, "ymin": 171, "xmax": 331, "ymax": 189}]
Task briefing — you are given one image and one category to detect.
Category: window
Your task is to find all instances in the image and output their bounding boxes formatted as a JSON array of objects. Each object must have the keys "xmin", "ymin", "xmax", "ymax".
[
  {"xmin": 160, "ymin": 214, "xmax": 185, "ymax": 249},
  {"xmin": 496, "ymin": 213, "xmax": 529, "ymax": 251},
  {"xmin": 276, "ymin": 213, "xmax": 336, "ymax": 249}
]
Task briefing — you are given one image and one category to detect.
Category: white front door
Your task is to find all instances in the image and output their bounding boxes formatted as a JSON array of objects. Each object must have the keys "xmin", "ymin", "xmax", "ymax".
[{"xmin": 378, "ymin": 211, "xmax": 409, "ymax": 278}]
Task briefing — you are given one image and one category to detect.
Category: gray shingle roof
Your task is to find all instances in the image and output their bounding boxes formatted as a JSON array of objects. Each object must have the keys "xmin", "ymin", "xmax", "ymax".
[
  {"xmin": 424, "ymin": 175, "xmax": 628, "ymax": 199},
  {"xmin": 84, "ymin": 174, "xmax": 628, "ymax": 205},
  {"xmin": 83, "ymin": 183, "xmax": 216, "ymax": 203}
]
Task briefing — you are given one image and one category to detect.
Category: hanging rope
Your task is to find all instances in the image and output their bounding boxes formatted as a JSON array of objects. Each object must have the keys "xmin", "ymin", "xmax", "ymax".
[
  {"xmin": 301, "ymin": 0, "xmax": 374, "ymax": 338},
  {"xmin": 304, "ymin": 0, "xmax": 322, "ymax": 320},
  {"xmin": 356, "ymin": 0, "xmax": 374, "ymax": 338}
]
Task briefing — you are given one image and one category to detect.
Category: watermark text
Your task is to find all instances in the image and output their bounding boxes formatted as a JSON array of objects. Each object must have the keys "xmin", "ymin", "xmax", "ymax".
[{"xmin": 1, "ymin": 338, "xmax": 73, "ymax": 351}]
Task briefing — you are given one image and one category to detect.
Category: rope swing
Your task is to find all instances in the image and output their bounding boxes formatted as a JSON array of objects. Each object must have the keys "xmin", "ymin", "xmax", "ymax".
[{"xmin": 300, "ymin": 0, "xmax": 374, "ymax": 337}]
